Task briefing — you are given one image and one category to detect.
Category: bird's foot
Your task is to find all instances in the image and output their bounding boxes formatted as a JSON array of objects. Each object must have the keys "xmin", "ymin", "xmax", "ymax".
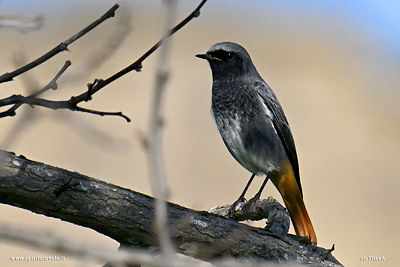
[
  {"xmin": 242, "ymin": 193, "xmax": 261, "ymax": 214},
  {"xmin": 228, "ymin": 197, "xmax": 246, "ymax": 219}
]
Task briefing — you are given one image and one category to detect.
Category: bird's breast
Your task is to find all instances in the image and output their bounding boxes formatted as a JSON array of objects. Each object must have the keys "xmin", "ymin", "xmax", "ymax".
[
  {"xmin": 211, "ymin": 83, "xmax": 286, "ymax": 175},
  {"xmin": 213, "ymin": 111, "xmax": 283, "ymax": 175}
]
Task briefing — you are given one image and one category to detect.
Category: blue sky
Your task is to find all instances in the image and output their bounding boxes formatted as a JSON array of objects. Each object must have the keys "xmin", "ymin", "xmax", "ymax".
[
  {"xmin": 247, "ymin": 0, "xmax": 400, "ymax": 54},
  {"xmin": 1, "ymin": 0, "xmax": 399, "ymax": 55}
]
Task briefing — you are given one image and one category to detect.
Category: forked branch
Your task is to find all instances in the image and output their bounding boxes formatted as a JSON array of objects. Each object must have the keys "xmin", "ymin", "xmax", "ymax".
[
  {"xmin": 0, "ymin": 5, "xmax": 119, "ymax": 84},
  {"xmin": 0, "ymin": 1, "xmax": 208, "ymax": 121}
]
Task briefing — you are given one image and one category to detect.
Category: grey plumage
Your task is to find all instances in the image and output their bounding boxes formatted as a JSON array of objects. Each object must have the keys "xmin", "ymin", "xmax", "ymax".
[
  {"xmin": 197, "ymin": 42, "xmax": 318, "ymax": 245},
  {"xmin": 197, "ymin": 42, "xmax": 302, "ymax": 194}
]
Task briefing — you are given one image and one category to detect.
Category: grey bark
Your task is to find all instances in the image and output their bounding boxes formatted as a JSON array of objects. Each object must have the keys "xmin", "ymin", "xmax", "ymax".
[{"xmin": 0, "ymin": 150, "xmax": 342, "ymax": 266}]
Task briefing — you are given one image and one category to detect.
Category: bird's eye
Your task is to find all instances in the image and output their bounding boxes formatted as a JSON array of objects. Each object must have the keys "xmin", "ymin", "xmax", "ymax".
[{"xmin": 226, "ymin": 53, "xmax": 235, "ymax": 61}]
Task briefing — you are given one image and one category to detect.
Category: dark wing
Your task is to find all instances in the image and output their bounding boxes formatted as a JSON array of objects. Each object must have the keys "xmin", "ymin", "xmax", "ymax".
[{"xmin": 255, "ymin": 81, "xmax": 302, "ymax": 196}]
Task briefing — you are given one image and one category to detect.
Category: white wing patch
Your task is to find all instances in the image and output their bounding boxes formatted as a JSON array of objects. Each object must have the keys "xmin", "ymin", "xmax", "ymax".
[
  {"xmin": 257, "ymin": 94, "xmax": 273, "ymax": 119},
  {"xmin": 257, "ymin": 94, "xmax": 277, "ymax": 134}
]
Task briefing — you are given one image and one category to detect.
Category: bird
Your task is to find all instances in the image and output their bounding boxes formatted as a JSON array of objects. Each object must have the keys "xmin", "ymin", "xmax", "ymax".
[{"xmin": 196, "ymin": 42, "xmax": 317, "ymax": 245}]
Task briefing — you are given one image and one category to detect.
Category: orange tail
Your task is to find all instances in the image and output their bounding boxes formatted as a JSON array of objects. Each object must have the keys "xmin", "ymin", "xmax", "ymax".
[{"xmin": 271, "ymin": 163, "xmax": 317, "ymax": 245}]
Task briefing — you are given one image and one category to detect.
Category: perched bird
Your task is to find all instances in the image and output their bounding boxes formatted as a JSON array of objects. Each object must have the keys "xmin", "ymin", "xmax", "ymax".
[{"xmin": 196, "ymin": 42, "xmax": 317, "ymax": 245}]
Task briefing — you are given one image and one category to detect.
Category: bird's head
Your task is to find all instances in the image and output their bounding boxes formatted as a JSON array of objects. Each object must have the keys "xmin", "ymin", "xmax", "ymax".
[{"xmin": 196, "ymin": 42, "xmax": 257, "ymax": 79}]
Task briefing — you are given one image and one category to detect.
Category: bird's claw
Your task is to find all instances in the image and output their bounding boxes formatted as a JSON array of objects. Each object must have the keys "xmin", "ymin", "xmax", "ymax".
[
  {"xmin": 242, "ymin": 195, "xmax": 261, "ymax": 214},
  {"xmin": 228, "ymin": 197, "xmax": 246, "ymax": 219}
]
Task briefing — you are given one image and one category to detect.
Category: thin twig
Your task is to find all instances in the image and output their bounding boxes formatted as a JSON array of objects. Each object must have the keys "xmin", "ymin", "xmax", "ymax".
[
  {"xmin": 147, "ymin": 0, "xmax": 178, "ymax": 256},
  {"xmin": 0, "ymin": 61, "xmax": 129, "ymax": 121},
  {"xmin": 0, "ymin": 94, "xmax": 131, "ymax": 122},
  {"xmin": 322, "ymin": 244, "xmax": 336, "ymax": 260},
  {"xmin": 0, "ymin": 61, "xmax": 71, "ymax": 118},
  {"xmin": 0, "ymin": 1, "xmax": 208, "ymax": 122},
  {"xmin": 0, "ymin": 4, "xmax": 119, "ymax": 83},
  {"xmin": 74, "ymin": 106, "xmax": 131, "ymax": 122},
  {"xmin": 0, "ymin": 61, "xmax": 72, "ymax": 149},
  {"xmin": 83, "ymin": 0, "xmax": 208, "ymax": 98},
  {"xmin": 62, "ymin": 7, "xmax": 132, "ymax": 84}
]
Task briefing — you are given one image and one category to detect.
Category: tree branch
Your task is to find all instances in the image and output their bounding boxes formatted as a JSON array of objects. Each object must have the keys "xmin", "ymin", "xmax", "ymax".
[
  {"xmin": 147, "ymin": 0, "xmax": 178, "ymax": 256},
  {"xmin": 0, "ymin": 93, "xmax": 131, "ymax": 122},
  {"xmin": 0, "ymin": 4, "xmax": 119, "ymax": 83},
  {"xmin": 0, "ymin": 150, "xmax": 342, "ymax": 267},
  {"xmin": 0, "ymin": 60, "xmax": 71, "ymax": 118},
  {"xmin": 0, "ymin": 1, "xmax": 208, "ymax": 122},
  {"xmin": 84, "ymin": 0, "xmax": 208, "ymax": 98}
]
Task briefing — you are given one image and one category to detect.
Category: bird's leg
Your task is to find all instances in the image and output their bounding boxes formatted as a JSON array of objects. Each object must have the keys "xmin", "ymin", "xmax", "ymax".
[
  {"xmin": 228, "ymin": 173, "xmax": 256, "ymax": 219},
  {"xmin": 242, "ymin": 172, "xmax": 271, "ymax": 213}
]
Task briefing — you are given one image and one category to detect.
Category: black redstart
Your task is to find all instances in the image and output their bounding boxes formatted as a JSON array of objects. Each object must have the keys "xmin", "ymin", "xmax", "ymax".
[{"xmin": 196, "ymin": 42, "xmax": 317, "ymax": 245}]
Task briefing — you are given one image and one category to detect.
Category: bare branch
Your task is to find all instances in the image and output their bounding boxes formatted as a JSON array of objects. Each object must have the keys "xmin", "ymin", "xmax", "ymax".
[
  {"xmin": 0, "ymin": 93, "xmax": 131, "ymax": 122},
  {"xmin": 0, "ymin": 61, "xmax": 129, "ymax": 122},
  {"xmin": 209, "ymin": 197, "xmax": 292, "ymax": 240},
  {"xmin": 84, "ymin": 0, "xmax": 208, "ymax": 97},
  {"xmin": 147, "ymin": 0, "xmax": 178, "ymax": 256},
  {"xmin": 0, "ymin": 151, "xmax": 343, "ymax": 267},
  {"xmin": 73, "ymin": 106, "xmax": 131, "ymax": 122},
  {"xmin": 0, "ymin": 61, "xmax": 71, "ymax": 118},
  {"xmin": 0, "ymin": 61, "xmax": 72, "ymax": 148},
  {"xmin": 0, "ymin": 1, "xmax": 208, "ymax": 122},
  {"xmin": 65, "ymin": 7, "xmax": 133, "ymax": 83},
  {"xmin": 0, "ymin": 4, "xmax": 119, "ymax": 83}
]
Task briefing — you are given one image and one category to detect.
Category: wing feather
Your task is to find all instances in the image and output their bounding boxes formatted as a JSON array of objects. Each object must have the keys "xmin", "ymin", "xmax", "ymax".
[{"xmin": 255, "ymin": 81, "xmax": 302, "ymax": 195}]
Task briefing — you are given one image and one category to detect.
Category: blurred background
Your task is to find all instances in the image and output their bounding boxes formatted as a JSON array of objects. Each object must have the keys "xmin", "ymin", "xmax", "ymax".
[{"xmin": 1, "ymin": 0, "xmax": 399, "ymax": 266}]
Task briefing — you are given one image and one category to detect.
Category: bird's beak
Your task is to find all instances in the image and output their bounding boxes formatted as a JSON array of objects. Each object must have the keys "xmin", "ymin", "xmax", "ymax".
[
  {"xmin": 196, "ymin": 53, "xmax": 221, "ymax": 62},
  {"xmin": 196, "ymin": 53, "xmax": 212, "ymax": 60}
]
